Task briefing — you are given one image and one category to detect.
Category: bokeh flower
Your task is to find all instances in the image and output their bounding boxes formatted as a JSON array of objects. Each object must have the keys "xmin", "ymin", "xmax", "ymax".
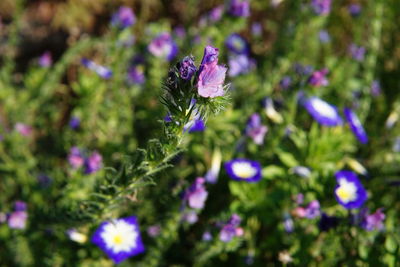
[
  {"xmin": 68, "ymin": 147, "xmax": 85, "ymax": 169},
  {"xmin": 361, "ymin": 208, "xmax": 385, "ymax": 231},
  {"xmin": 349, "ymin": 44, "xmax": 366, "ymax": 62},
  {"xmin": 111, "ymin": 6, "xmax": 136, "ymax": 28},
  {"xmin": 81, "ymin": 58, "xmax": 112, "ymax": 79},
  {"xmin": 38, "ymin": 51, "xmax": 52, "ymax": 67},
  {"xmin": 84, "ymin": 151, "xmax": 102, "ymax": 174},
  {"xmin": 245, "ymin": 113, "xmax": 268, "ymax": 145},
  {"xmin": 225, "ymin": 159, "xmax": 262, "ymax": 182},
  {"xmin": 303, "ymin": 97, "xmax": 343, "ymax": 126},
  {"xmin": 219, "ymin": 214, "xmax": 242, "ymax": 242},
  {"xmin": 334, "ymin": 170, "xmax": 367, "ymax": 209},
  {"xmin": 229, "ymin": 0, "xmax": 250, "ymax": 17},
  {"xmin": 184, "ymin": 177, "xmax": 208, "ymax": 209},
  {"xmin": 148, "ymin": 33, "xmax": 178, "ymax": 61},
  {"xmin": 308, "ymin": 68, "xmax": 329, "ymax": 87},
  {"xmin": 8, "ymin": 211, "xmax": 28, "ymax": 229},
  {"xmin": 225, "ymin": 34, "xmax": 249, "ymax": 55},
  {"xmin": 311, "ymin": 0, "xmax": 331, "ymax": 15},
  {"xmin": 344, "ymin": 108, "xmax": 368, "ymax": 144}
]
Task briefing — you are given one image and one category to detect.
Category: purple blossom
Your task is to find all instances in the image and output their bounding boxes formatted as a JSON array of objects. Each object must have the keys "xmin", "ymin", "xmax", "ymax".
[
  {"xmin": 294, "ymin": 63, "xmax": 314, "ymax": 76},
  {"xmin": 228, "ymin": 54, "xmax": 255, "ymax": 77},
  {"xmin": 202, "ymin": 231, "xmax": 213, "ymax": 241},
  {"xmin": 179, "ymin": 56, "xmax": 197, "ymax": 80},
  {"xmin": 197, "ymin": 46, "xmax": 227, "ymax": 98},
  {"xmin": 8, "ymin": 211, "xmax": 28, "ymax": 229},
  {"xmin": 225, "ymin": 158, "xmax": 262, "ymax": 183},
  {"xmin": 173, "ymin": 26, "xmax": 186, "ymax": 38},
  {"xmin": 147, "ymin": 225, "xmax": 161, "ymax": 237},
  {"xmin": 371, "ymin": 80, "xmax": 381, "ymax": 97},
  {"xmin": 182, "ymin": 211, "xmax": 198, "ymax": 224},
  {"xmin": 283, "ymin": 214, "xmax": 294, "ymax": 233},
  {"xmin": 225, "ymin": 34, "xmax": 249, "ymax": 55},
  {"xmin": 68, "ymin": 147, "xmax": 85, "ymax": 169},
  {"xmin": 209, "ymin": 5, "xmax": 224, "ymax": 22},
  {"xmin": 303, "ymin": 97, "xmax": 343, "ymax": 126},
  {"xmin": 245, "ymin": 113, "xmax": 268, "ymax": 145},
  {"xmin": 38, "ymin": 51, "xmax": 52, "ymax": 67},
  {"xmin": 37, "ymin": 174, "xmax": 52, "ymax": 187},
  {"xmin": 304, "ymin": 200, "xmax": 321, "ymax": 219},
  {"xmin": 148, "ymin": 33, "xmax": 178, "ymax": 61},
  {"xmin": 84, "ymin": 151, "xmax": 102, "ymax": 174},
  {"xmin": 188, "ymin": 119, "xmax": 206, "ymax": 132},
  {"xmin": 362, "ymin": 208, "xmax": 385, "ymax": 231},
  {"xmin": 219, "ymin": 214, "xmax": 242, "ymax": 242},
  {"xmin": 319, "ymin": 30, "xmax": 331, "ymax": 43},
  {"xmin": 344, "ymin": 108, "xmax": 368, "ymax": 144},
  {"xmin": 311, "ymin": 0, "xmax": 331, "ymax": 15},
  {"xmin": 349, "ymin": 44, "xmax": 366, "ymax": 62},
  {"xmin": 15, "ymin": 123, "xmax": 33, "ymax": 137},
  {"xmin": 111, "ymin": 6, "xmax": 136, "ymax": 28},
  {"xmin": 252, "ymin": 22, "xmax": 262, "ymax": 37},
  {"xmin": 334, "ymin": 170, "xmax": 367, "ymax": 209},
  {"xmin": 128, "ymin": 65, "xmax": 146, "ymax": 84},
  {"xmin": 229, "ymin": 0, "xmax": 250, "ymax": 17},
  {"xmin": 348, "ymin": 4, "xmax": 362, "ymax": 17},
  {"xmin": 69, "ymin": 116, "xmax": 80, "ymax": 130},
  {"xmin": 184, "ymin": 177, "xmax": 208, "ymax": 209},
  {"xmin": 14, "ymin": 201, "xmax": 27, "ymax": 212},
  {"xmin": 308, "ymin": 68, "xmax": 329, "ymax": 87},
  {"xmin": 279, "ymin": 76, "xmax": 292, "ymax": 89},
  {"xmin": 81, "ymin": 58, "xmax": 112, "ymax": 79}
]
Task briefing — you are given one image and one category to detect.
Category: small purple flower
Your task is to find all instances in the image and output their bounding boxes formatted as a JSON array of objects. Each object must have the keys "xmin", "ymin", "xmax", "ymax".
[
  {"xmin": 37, "ymin": 174, "xmax": 52, "ymax": 187},
  {"xmin": 91, "ymin": 216, "xmax": 145, "ymax": 264},
  {"xmin": 371, "ymin": 80, "xmax": 381, "ymax": 97},
  {"xmin": 147, "ymin": 225, "xmax": 161, "ymax": 237},
  {"xmin": 148, "ymin": 33, "xmax": 178, "ymax": 61},
  {"xmin": 334, "ymin": 170, "xmax": 367, "ymax": 209},
  {"xmin": 308, "ymin": 68, "xmax": 329, "ymax": 87},
  {"xmin": 128, "ymin": 65, "xmax": 146, "ymax": 84},
  {"xmin": 294, "ymin": 63, "xmax": 314, "ymax": 76},
  {"xmin": 348, "ymin": 4, "xmax": 361, "ymax": 17},
  {"xmin": 197, "ymin": 46, "xmax": 227, "ymax": 98},
  {"xmin": 225, "ymin": 34, "xmax": 249, "ymax": 55},
  {"xmin": 84, "ymin": 151, "xmax": 102, "ymax": 174},
  {"xmin": 188, "ymin": 119, "xmax": 206, "ymax": 132},
  {"xmin": 68, "ymin": 147, "xmax": 85, "ymax": 169},
  {"xmin": 362, "ymin": 208, "xmax": 385, "ymax": 231},
  {"xmin": 252, "ymin": 22, "xmax": 262, "ymax": 37},
  {"xmin": 304, "ymin": 200, "xmax": 321, "ymax": 219},
  {"xmin": 344, "ymin": 108, "xmax": 368, "ymax": 144},
  {"xmin": 111, "ymin": 6, "xmax": 136, "ymax": 28},
  {"xmin": 69, "ymin": 116, "xmax": 80, "ymax": 130},
  {"xmin": 229, "ymin": 0, "xmax": 250, "ymax": 17},
  {"xmin": 182, "ymin": 211, "xmax": 198, "ymax": 224},
  {"xmin": 349, "ymin": 44, "xmax": 366, "ymax": 62},
  {"xmin": 283, "ymin": 214, "xmax": 294, "ymax": 233},
  {"xmin": 15, "ymin": 123, "xmax": 33, "ymax": 137},
  {"xmin": 303, "ymin": 97, "xmax": 343, "ymax": 126},
  {"xmin": 319, "ymin": 30, "xmax": 331, "ymax": 43},
  {"xmin": 81, "ymin": 58, "xmax": 112, "ymax": 79},
  {"xmin": 184, "ymin": 177, "xmax": 208, "ymax": 209},
  {"xmin": 245, "ymin": 113, "xmax": 268, "ymax": 145},
  {"xmin": 311, "ymin": 0, "xmax": 331, "ymax": 15},
  {"xmin": 228, "ymin": 54, "xmax": 254, "ymax": 77},
  {"xmin": 14, "ymin": 201, "xmax": 27, "ymax": 212},
  {"xmin": 202, "ymin": 231, "xmax": 213, "ymax": 241},
  {"xmin": 225, "ymin": 159, "xmax": 262, "ymax": 183},
  {"xmin": 179, "ymin": 56, "xmax": 197, "ymax": 80},
  {"xmin": 209, "ymin": 5, "xmax": 224, "ymax": 22},
  {"xmin": 173, "ymin": 26, "xmax": 186, "ymax": 38},
  {"xmin": 8, "ymin": 211, "xmax": 28, "ymax": 229},
  {"xmin": 219, "ymin": 214, "xmax": 242, "ymax": 242},
  {"xmin": 280, "ymin": 76, "xmax": 292, "ymax": 89},
  {"xmin": 38, "ymin": 51, "xmax": 52, "ymax": 67}
]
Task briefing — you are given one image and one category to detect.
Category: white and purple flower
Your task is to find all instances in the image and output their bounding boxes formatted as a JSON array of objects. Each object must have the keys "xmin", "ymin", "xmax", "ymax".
[
  {"xmin": 81, "ymin": 58, "xmax": 112, "ymax": 79},
  {"xmin": 219, "ymin": 214, "xmax": 243, "ymax": 242},
  {"xmin": 349, "ymin": 44, "xmax": 366, "ymax": 62},
  {"xmin": 38, "ymin": 51, "xmax": 52, "ymax": 67},
  {"xmin": 179, "ymin": 56, "xmax": 197, "ymax": 80},
  {"xmin": 184, "ymin": 177, "xmax": 208, "ymax": 210},
  {"xmin": 245, "ymin": 113, "xmax": 268, "ymax": 145},
  {"xmin": 91, "ymin": 216, "xmax": 145, "ymax": 264},
  {"xmin": 344, "ymin": 108, "xmax": 368, "ymax": 144},
  {"xmin": 361, "ymin": 208, "xmax": 385, "ymax": 231},
  {"xmin": 148, "ymin": 33, "xmax": 178, "ymax": 61},
  {"xmin": 308, "ymin": 68, "xmax": 329, "ymax": 87},
  {"xmin": 225, "ymin": 159, "xmax": 262, "ymax": 182},
  {"xmin": 303, "ymin": 97, "xmax": 343, "ymax": 126},
  {"xmin": 334, "ymin": 170, "xmax": 367, "ymax": 209}
]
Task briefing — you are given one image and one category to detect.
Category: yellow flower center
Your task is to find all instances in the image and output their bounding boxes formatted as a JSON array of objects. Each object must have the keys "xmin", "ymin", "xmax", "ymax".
[{"xmin": 113, "ymin": 234, "xmax": 123, "ymax": 245}]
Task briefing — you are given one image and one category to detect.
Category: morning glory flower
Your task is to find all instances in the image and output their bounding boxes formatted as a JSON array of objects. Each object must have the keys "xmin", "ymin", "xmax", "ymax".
[
  {"xmin": 349, "ymin": 44, "xmax": 366, "ymax": 62},
  {"xmin": 361, "ymin": 208, "xmax": 385, "ymax": 231},
  {"xmin": 197, "ymin": 46, "xmax": 228, "ymax": 98},
  {"xmin": 38, "ymin": 51, "xmax": 52, "ymax": 67},
  {"xmin": 84, "ymin": 151, "xmax": 102, "ymax": 174},
  {"xmin": 179, "ymin": 56, "xmax": 197, "ymax": 80},
  {"xmin": 91, "ymin": 216, "xmax": 145, "ymax": 264},
  {"xmin": 334, "ymin": 170, "xmax": 367, "ymax": 209},
  {"xmin": 303, "ymin": 97, "xmax": 343, "ymax": 126},
  {"xmin": 245, "ymin": 113, "xmax": 268, "ymax": 145},
  {"xmin": 308, "ymin": 68, "xmax": 329, "ymax": 87},
  {"xmin": 225, "ymin": 34, "xmax": 249, "ymax": 55},
  {"xmin": 111, "ymin": 6, "xmax": 136, "ymax": 28},
  {"xmin": 148, "ymin": 33, "xmax": 178, "ymax": 61},
  {"xmin": 229, "ymin": 0, "xmax": 250, "ymax": 17},
  {"xmin": 344, "ymin": 108, "xmax": 368, "ymax": 144},
  {"xmin": 311, "ymin": 0, "xmax": 331, "ymax": 15},
  {"xmin": 225, "ymin": 159, "xmax": 262, "ymax": 182},
  {"xmin": 184, "ymin": 177, "xmax": 208, "ymax": 209},
  {"xmin": 81, "ymin": 58, "xmax": 112, "ymax": 79}
]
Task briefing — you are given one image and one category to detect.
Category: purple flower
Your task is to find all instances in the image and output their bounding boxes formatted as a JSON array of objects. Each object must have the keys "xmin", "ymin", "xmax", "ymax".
[
  {"xmin": 15, "ymin": 123, "xmax": 33, "ymax": 137},
  {"xmin": 362, "ymin": 208, "xmax": 385, "ymax": 231},
  {"xmin": 280, "ymin": 76, "xmax": 292, "ymax": 89},
  {"xmin": 225, "ymin": 34, "xmax": 249, "ymax": 55},
  {"xmin": 252, "ymin": 22, "xmax": 262, "ymax": 37},
  {"xmin": 128, "ymin": 65, "xmax": 146, "ymax": 84},
  {"xmin": 8, "ymin": 211, "xmax": 28, "ymax": 229},
  {"xmin": 184, "ymin": 177, "xmax": 208, "ymax": 209},
  {"xmin": 84, "ymin": 151, "xmax": 102, "ymax": 174},
  {"xmin": 303, "ymin": 97, "xmax": 343, "ymax": 126},
  {"xmin": 348, "ymin": 4, "xmax": 361, "ymax": 17},
  {"xmin": 209, "ymin": 5, "xmax": 224, "ymax": 22},
  {"xmin": 334, "ymin": 170, "xmax": 367, "ymax": 209},
  {"xmin": 188, "ymin": 119, "xmax": 206, "ymax": 132},
  {"xmin": 81, "ymin": 58, "xmax": 112, "ymax": 79},
  {"xmin": 283, "ymin": 214, "xmax": 294, "ymax": 233},
  {"xmin": 245, "ymin": 113, "xmax": 268, "ymax": 145},
  {"xmin": 219, "ymin": 214, "xmax": 242, "ymax": 242},
  {"xmin": 371, "ymin": 80, "xmax": 381, "ymax": 97},
  {"xmin": 173, "ymin": 26, "xmax": 186, "ymax": 38},
  {"xmin": 294, "ymin": 63, "xmax": 314, "ymax": 76},
  {"xmin": 179, "ymin": 56, "xmax": 197, "ymax": 80},
  {"xmin": 308, "ymin": 68, "xmax": 329, "ymax": 87},
  {"xmin": 91, "ymin": 216, "xmax": 145, "ymax": 264},
  {"xmin": 229, "ymin": 0, "xmax": 250, "ymax": 17},
  {"xmin": 37, "ymin": 174, "xmax": 52, "ymax": 187},
  {"xmin": 311, "ymin": 0, "xmax": 331, "ymax": 15},
  {"xmin": 68, "ymin": 147, "xmax": 85, "ymax": 169},
  {"xmin": 148, "ymin": 33, "xmax": 178, "ymax": 61},
  {"xmin": 14, "ymin": 201, "xmax": 27, "ymax": 212},
  {"xmin": 202, "ymin": 231, "xmax": 213, "ymax": 241},
  {"xmin": 38, "ymin": 51, "xmax": 52, "ymax": 67},
  {"xmin": 147, "ymin": 225, "xmax": 161, "ymax": 237},
  {"xmin": 344, "ymin": 108, "xmax": 368, "ymax": 144},
  {"xmin": 225, "ymin": 159, "xmax": 262, "ymax": 183},
  {"xmin": 197, "ymin": 46, "xmax": 227, "ymax": 98},
  {"xmin": 319, "ymin": 30, "xmax": 331, "ymax": 43},
  {"xmin": 111, "ymin": 6, "xmax": 136, "ymax": 28},
  {"xmin": 69, "ymin": 116, "xmax": 80, "ymax": 130},
  {"xmin": 349, "ymin": 44, "xmax": 366, "ymax": 62},
  {"xmin": 228, "ymin": 54, "xmax": 254, "ymax": 77},
  {"xmin": 182, "ymin": 211, "xmax": 198, "ymax": 224},
  {"xmin": 304, "ymin": 200, "xmax": 321, "ymax": 219}
]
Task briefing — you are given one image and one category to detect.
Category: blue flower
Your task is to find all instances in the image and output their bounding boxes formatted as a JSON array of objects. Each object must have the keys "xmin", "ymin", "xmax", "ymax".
[
  {"xmin": 344, "ymin": 108, "xmax": 368, "ymax": 144},
  {"xmin": 179, "ymin": 56, "xmax": 197, "ymax": 80},
  {"xmin": 148, "ymin": 33, "xmax": 178, "ymax": 61},
  {"xmin": 334, "ymin": 171, "xmax": 367, "ymax": 209},
  {"xmin": 81, "ymin": 58, "xmax": 112, "ymax": 79},
  {"xmin": 311, "ymin": 0, "xmax": 331, "ymax": 15},
  {"xmin": 229, "ymin": 0, "xmax": 250, "ymax": 17},
  {"xmin": 348, "ymin": 4, "xmax": 361, "ymax": 17},
  {"xmin": 303, "ymin": 97, "xmax": 343, "ymax": 126},
  {"xmin": 225, "ymin": 159, "xmax": 262, "ymax": 183},
  {"xmin": 91, "ymin": 216, "xmax": 145, "ymax": 264},
  {"xmin": 69, "ymin": 116, "xmax": 80, "ymax": 130},
  {"xmin": 111, "ymin": 6, "xmax": 136, "ymax": 28},
  {"xmin": 225, "ymin": 34, "xmax": 249, "ymax": 55},
  {"xmin": 349, "ymin": 44, "xmax": 366, "ymax": 62}
]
